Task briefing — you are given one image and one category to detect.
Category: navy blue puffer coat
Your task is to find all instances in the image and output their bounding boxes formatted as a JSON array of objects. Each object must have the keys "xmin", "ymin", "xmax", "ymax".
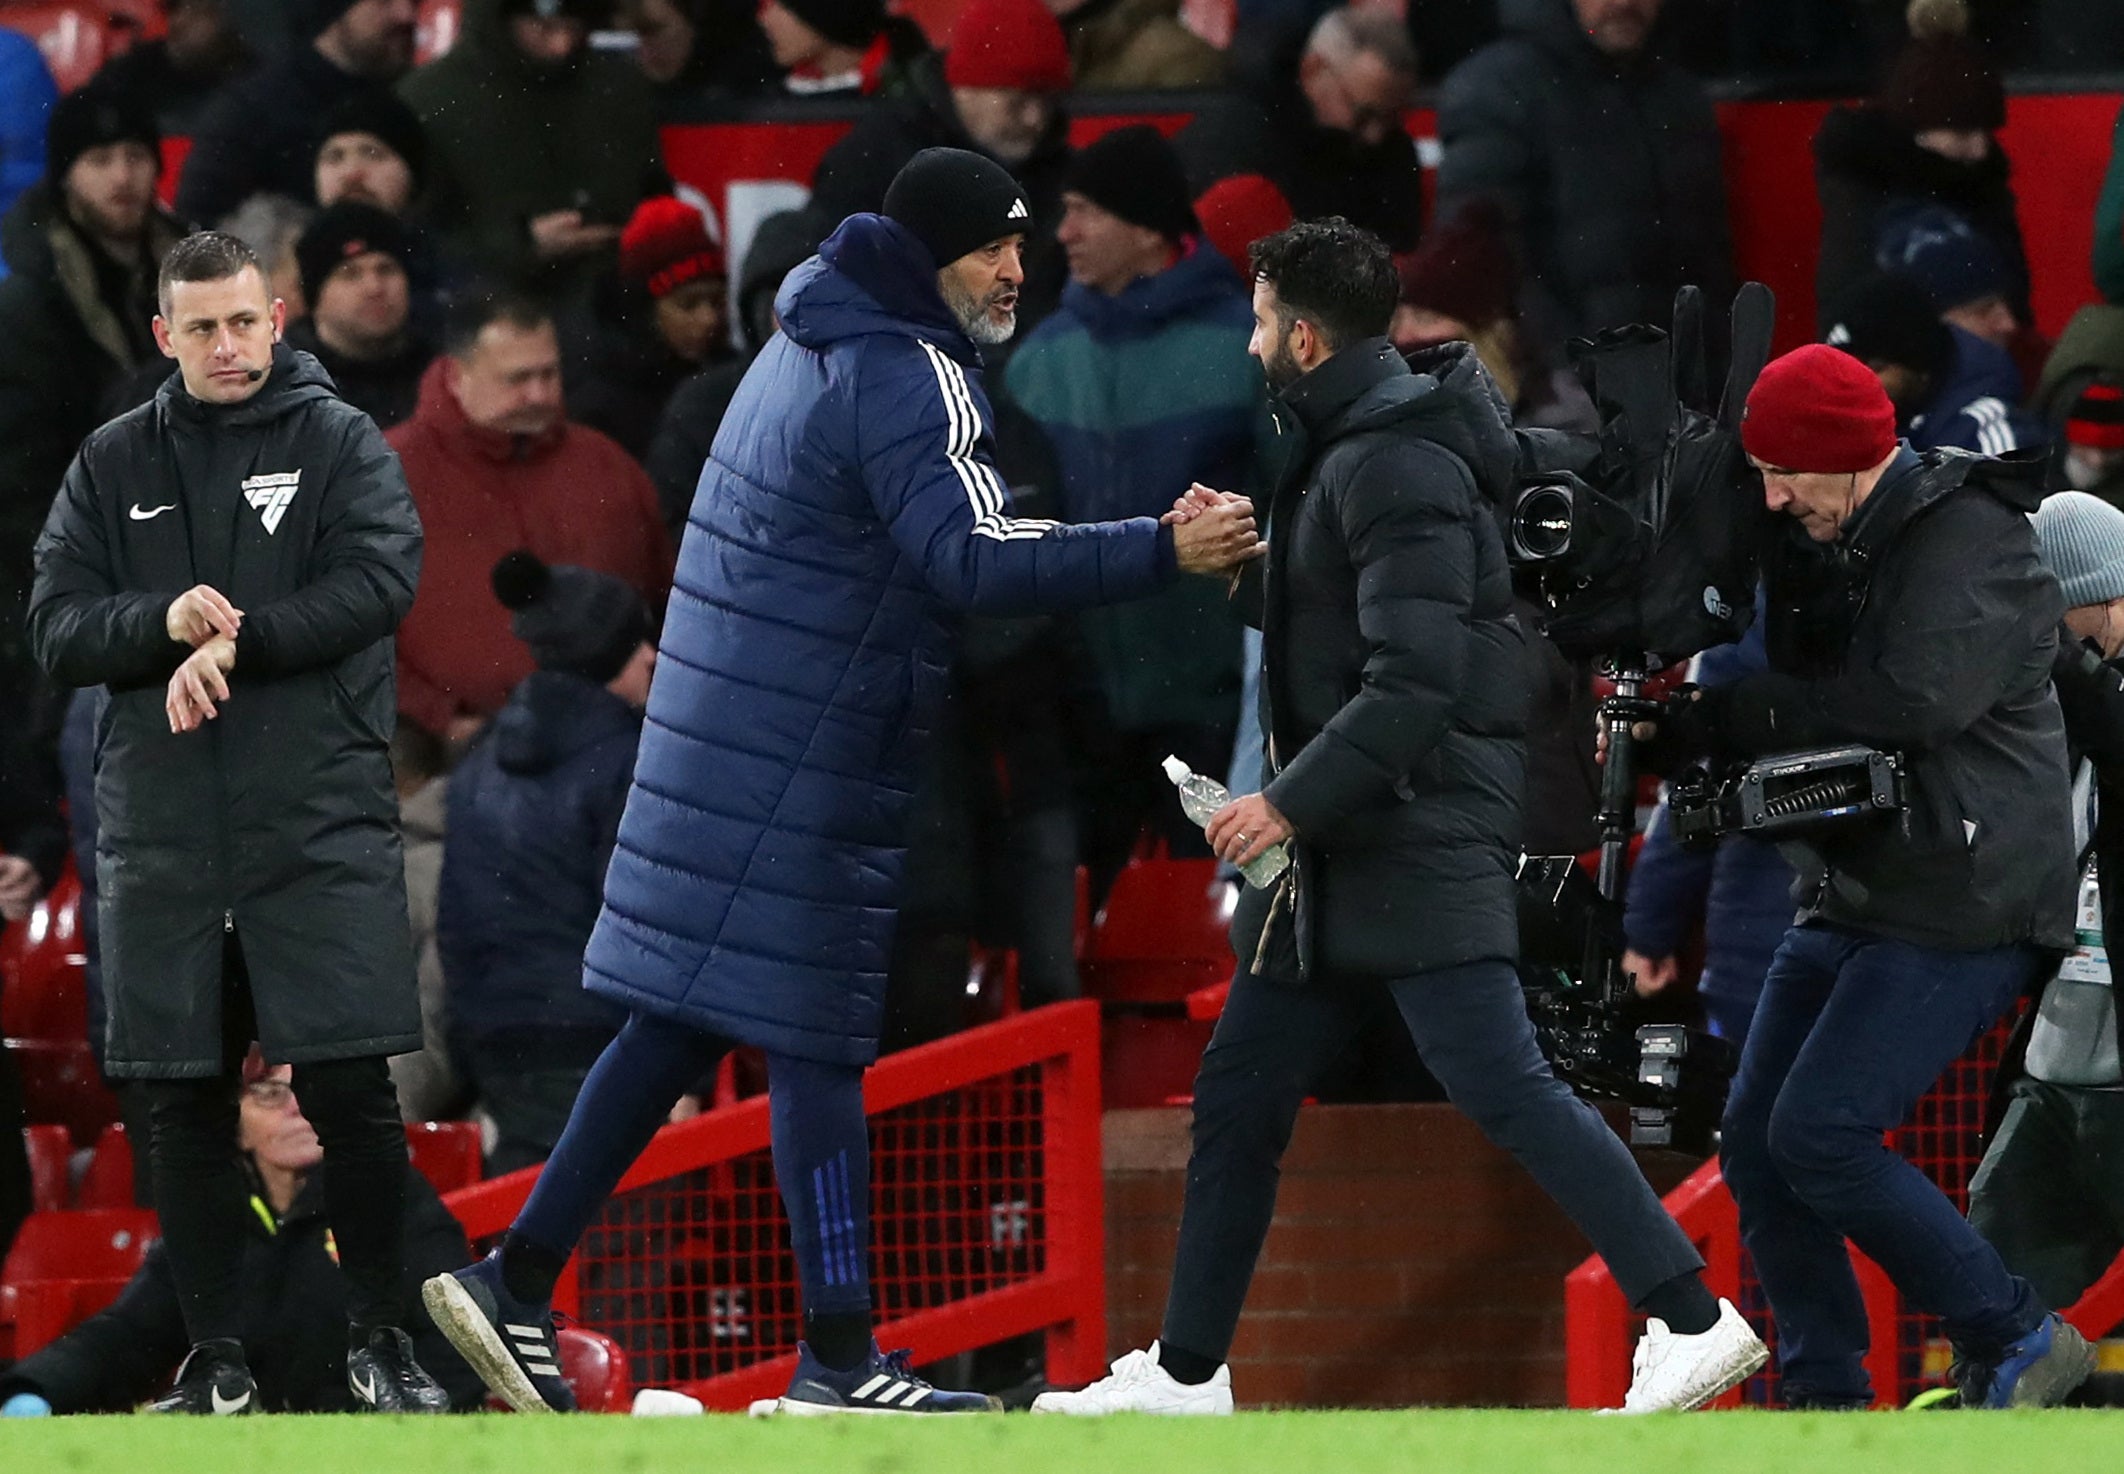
[{"xmin": 582, "ymin": 213, "xmax": 1175, "ymax": 1065}]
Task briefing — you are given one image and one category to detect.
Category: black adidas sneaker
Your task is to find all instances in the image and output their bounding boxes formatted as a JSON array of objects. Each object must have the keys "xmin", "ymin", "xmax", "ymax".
[{"xmin": 421, "ymin": 1251, "xmax": 576, "ymax": 1413}]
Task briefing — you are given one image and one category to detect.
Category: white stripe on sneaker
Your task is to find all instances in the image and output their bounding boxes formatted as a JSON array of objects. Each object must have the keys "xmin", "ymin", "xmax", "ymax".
[
  {"xmin": 505, "ymin": 1324, "xmax": 547, "ymax": 1339},
  {"xmin": 898, "ymin": 1386, "xmax": 933, "ymax": 1407},
  {"xmin": 853, "ymin": 1374, "xmax": 892, "ymax": 1398}
]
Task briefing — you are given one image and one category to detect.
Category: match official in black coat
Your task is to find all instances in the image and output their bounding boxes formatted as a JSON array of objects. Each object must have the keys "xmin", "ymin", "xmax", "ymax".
[{"xmin": 25, "ymin": 232, "xmax": 445, "ymax": 1416}]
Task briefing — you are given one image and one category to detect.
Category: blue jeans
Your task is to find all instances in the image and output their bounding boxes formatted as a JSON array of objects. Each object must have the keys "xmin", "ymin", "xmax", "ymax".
[{"xmin": 1719, "ymin": 923, "xmax": 2045, "ymax": 1405}]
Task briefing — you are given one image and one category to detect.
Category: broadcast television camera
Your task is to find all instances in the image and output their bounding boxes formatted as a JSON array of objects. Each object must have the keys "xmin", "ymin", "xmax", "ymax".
[{"xmin": 1502, "ymin": 282, "xmax": 1778, "ymax": 1154}]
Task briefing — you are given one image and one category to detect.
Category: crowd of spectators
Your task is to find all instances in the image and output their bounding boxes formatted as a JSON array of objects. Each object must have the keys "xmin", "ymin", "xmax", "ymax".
[{"xmin": 0, "ymin": 0, "xmax": 2118, "ymax": 1189}]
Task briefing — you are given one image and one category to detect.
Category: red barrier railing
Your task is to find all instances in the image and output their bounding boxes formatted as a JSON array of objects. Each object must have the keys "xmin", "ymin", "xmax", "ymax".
[
  {"xmin": 1566, "ymin": 1023, "xmax": 2124, "ymax": 1407},
  {"xmin": 443, "ymin": 1000, "xmax": 1107, "ymax": 1410}
]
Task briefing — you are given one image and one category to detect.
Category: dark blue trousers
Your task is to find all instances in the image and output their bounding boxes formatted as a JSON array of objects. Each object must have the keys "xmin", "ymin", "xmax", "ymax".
[
  {"xmin": 1719, "ymin": 923, "xmax": 2046, "ymax": 1405},
  {"xmin": 514, "ymin": 1010, "xmax": 872, "ymax": 1317}
]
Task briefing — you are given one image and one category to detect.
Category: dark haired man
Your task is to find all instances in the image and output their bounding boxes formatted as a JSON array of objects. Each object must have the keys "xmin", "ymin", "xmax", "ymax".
[
  {"xmin": 387, "ymin": 290, "xmax": 670, "ymax": 747},
  {"xmin": 1035, "ymin": 217, "xmax": 1764, "ymax": 1416},
  {"xmin": 26, "ymin": 231, "xmax": 446, "ymax": 1414}
]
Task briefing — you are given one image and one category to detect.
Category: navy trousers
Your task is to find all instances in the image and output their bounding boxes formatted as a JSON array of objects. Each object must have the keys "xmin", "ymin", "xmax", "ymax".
[{"xmin": 1719, "ymin": 922, "xmax": 2045, "ymax": 1405}]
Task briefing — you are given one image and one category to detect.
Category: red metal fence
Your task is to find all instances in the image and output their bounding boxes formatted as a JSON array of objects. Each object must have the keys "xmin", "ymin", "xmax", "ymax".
[
  {"xmin": 442, "ymin": 1000, "xmax": 1107, "ymax": 1410},
  {"xmin": 1566, "ymin": 1023, "xmax": 2124, "ymax": 1408}
]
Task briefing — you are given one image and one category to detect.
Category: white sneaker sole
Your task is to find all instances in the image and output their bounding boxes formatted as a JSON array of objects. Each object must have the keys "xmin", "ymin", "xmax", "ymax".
[
  {"xmin": 1031, "ymin": 1388, "xmax": 1234, "ymax": 1415},
  {"xmin": 768, "ymin": 1395, "xmax": 1001, "ymax": 1416},
  {"xmin": 420, "ymin": 1273, "xmax": 554, "ymax": 1415}
]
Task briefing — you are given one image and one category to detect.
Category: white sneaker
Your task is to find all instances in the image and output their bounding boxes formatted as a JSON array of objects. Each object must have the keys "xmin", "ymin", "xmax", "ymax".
[
  {"xmin": 1031, "ymin": 1342, "xmax": 1234, "ymax": 1415},
  {"xmin": 1611, "ymin": 1299, "xmax": 1768, "ymax": 1413}
]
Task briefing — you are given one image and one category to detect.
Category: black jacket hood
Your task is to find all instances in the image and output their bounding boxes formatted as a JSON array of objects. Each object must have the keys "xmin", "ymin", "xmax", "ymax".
[
  {"xmin": 1281, "ymin": 337, "xmax": 1519, "ymax": 494},
  {"xmin": 155, "ymin": 343, "xmax": 343, "ymax": 431}
]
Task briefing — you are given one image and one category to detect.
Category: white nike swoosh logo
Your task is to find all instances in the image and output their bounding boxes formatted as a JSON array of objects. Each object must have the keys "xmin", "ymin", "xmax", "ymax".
[
  {"xmin": 351, "ymin": 1367, "xmax": 376, "ymax": 1404},
  {"xmin": 129, "ymin": 503, "xmax": 177, "ymax": 521},
  {"xmin": 209, "ymin": 1384, "xmax": 251, "ymax": 1414}
]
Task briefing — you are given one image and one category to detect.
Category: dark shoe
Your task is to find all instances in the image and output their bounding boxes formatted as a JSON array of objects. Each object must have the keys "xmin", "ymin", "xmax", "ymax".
[
  {"xmin": 147, "ymin": 1341, "xmax": 256, "ymax": 1416},
  {"xmin": 1968, "ymin": 1314, "xmax": 2095, "ymax": 1409},
  {"xmin": 421, "ymin": 1250, "xmax": 575, "ymax": 1413},
  {"xmin": 348, "ymin": 1325, "xmax": 451, "ymax": 1413},
  {"xmin": 777, "ymin": 1341, "xmax": 1002, "ymax": 1415}
]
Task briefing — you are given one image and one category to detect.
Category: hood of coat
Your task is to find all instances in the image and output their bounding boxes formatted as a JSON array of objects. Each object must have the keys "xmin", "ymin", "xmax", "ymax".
[
  {"xmin": 491, "ymin": 669, "xmax": 641, "ymax": 776},
  {"xmin": 778, "ymin": 212, "xmax": 975, "ymax": 365},
  {"xmin": 406, "ymin": 354, "xmax": 569, "ymax": 464},
  {"xmin": 1056, "ymin": 238, "xmax": 1245, "ymax": 341},
  {"xmin": 1282, "ymin": 337, "xmax": 1519, "ymax": 494},
  {"xmin": 155, "ymin": 343, "xmax": 345, "ymax": 431}
]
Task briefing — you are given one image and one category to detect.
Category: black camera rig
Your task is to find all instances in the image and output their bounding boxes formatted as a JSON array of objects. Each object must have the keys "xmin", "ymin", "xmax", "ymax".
[
  {"xmin": 1669, "ymin": 745, "xmax": 1906, "ymax": 849},
  {"xmin": 1516, "ymin": 660, "xmax": 1737, "ymax": 1155}
]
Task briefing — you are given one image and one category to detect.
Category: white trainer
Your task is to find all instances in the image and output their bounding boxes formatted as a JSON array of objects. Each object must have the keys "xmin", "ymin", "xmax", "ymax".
[
  {"xmin": 1611, "ymin": 1299, "xmax": 1768, "ymax": 1413},
  {"xmin": 1031, "ymin": 1342, "xmax": 1234, "ymax": 1415}
]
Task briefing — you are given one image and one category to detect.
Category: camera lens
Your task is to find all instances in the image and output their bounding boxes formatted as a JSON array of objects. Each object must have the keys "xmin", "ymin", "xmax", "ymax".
[{"xmin": 1512, "ymin": 483, "xmax": 1575, "ymax": 561}]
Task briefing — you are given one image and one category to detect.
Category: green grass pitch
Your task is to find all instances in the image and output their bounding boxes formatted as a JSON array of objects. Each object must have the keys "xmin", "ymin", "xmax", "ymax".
[{"xmin": 3, "ymin": 1409, "xmax": 2119, "ymax": 1474}]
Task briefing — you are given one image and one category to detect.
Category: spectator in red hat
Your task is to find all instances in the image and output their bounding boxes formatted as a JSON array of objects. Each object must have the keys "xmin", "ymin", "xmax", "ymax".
[
  {"xmin": 808, "ymin": 0, "xmax": 1077, "ymax": 334},
  {"xmin": 1176, "ymin": 7, "xmax": 1424, "ymax": 252},
  {"xmin": 2035, "ymin": 305, "xmax": 2124, "ymax": 508},
  {"xmin": 564, "ymin": 195, "xmax": 738, "ymax": 461},
  {"xmin": 1813, "ymin": 0, "xmax": 2029, "ymax": 338}
]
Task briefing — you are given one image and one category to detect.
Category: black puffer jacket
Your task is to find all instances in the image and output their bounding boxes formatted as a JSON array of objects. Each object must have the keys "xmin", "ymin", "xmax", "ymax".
[
  {"xmin": 0, "ymin": 1172, "xmax": 484, "ymax": 1413},
  {"xmin": 27, "ymin": 346, "xmax": 424, "ymax": 1077},
  {"xmin": 1712, "ymin": 449, "xmax": 2074, "ymax": 954},
  {"xmin": 1232, "ymin": 340, "xmax": 1527, "ymax": 981},
  {"xmin": 1435, "ymin": 0, "xmax": 1732, "ymax": 349}
]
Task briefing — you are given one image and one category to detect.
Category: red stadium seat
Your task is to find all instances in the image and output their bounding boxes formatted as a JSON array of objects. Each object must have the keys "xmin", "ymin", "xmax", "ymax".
[
  {"xmin": 20, "ymin": 1124, "xmax": 68, "ymax": 1214},
  {"xmin": 2, "ymin": 1207, "xmax": 157, "ymax": 1284},
  {"xmin": 556, "ymin": 1324, "xmax": 633, "ymax": 1412},
  {"xmin": 5, "ymin": 1037, "xmax": 119, "ymax": 1147},
  {"xmin": 1081, "ymin": 858, "xmax": 1233, "ymax": 1005},
  {"xmin": 405, "ymin": 1121, "xmax": 482, "ymax": 1196},
  {"xmin": 75, "ymin": 1123, "xmax": 135, "ymax": 1210},
  {"xmin": 0, "ymin": 863, "xmax": 88, "ymax": 1043}
]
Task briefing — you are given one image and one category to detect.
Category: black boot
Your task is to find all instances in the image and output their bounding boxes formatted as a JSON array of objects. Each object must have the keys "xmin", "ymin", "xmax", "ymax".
[
  {"xmin": 347, "ymin": 1325, "xmax": 452, "ymax": 1413},
  {"xmin": 148, "ymin": 1340, "xmax": 256, "ymax": 1415}
]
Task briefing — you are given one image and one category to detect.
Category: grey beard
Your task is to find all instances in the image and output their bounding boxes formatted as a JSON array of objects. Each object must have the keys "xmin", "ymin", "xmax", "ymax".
[{"xmin": 941, "ymin": 273, "xmax": 1017, "ymax": 345}]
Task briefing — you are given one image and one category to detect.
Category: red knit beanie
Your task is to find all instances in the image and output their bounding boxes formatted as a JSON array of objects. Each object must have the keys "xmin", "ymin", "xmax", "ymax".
[
  {"xmin": 945, "ymin": 0, "xmax": 1071, "ymax": 93},
  {"xmin": 1742, "ymin": 344, "xmax": 1901, "ymax": 474},
  {"xmin": 1194, "ymin": 173, "xmax": 1291, "ymax": 282},
  {"xmin": 619, "ymin": 196, "xmax": 725, "ymax": 300}
]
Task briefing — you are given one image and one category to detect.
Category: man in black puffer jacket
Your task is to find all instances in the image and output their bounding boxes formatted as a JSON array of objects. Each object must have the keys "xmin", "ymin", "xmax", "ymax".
[
  {"xmin": 1033, "ymin": 219, "xmax": 1766, "ymax": 1418},
  {"xmin": 27, "ymin": 232, "xmax": 442, "ymax": 1416}
]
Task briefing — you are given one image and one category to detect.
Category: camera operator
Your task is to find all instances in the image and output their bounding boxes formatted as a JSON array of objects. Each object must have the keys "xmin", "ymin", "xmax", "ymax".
[
  {"xmin": 1623, "ymin": 343, "xmax": 2090, "ymax": 1409},
  {"xmin": 1960, "ymin": 491, "xmax": 2124, "ymax": 1406}
]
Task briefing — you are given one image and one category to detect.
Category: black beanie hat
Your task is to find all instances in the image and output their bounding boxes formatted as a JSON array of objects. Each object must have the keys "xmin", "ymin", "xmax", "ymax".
[
  {"xmin": 317, "ymin": 89, "xmax": 429, "ymax": 195},
  {"xmin": 883, "ymin": 148, "xmax": 1032, "ymax": 270},
  {"xmin": 296, "ymin": 202, "xmax": 415, "ymax": 309},
  {"xmin": 1824, "ymin": 272, "xmax": 1955, "ymax": 380},
  {"xmin": 491, "ymin": 552, "xmax": 652, "ymax": 685},
  {"xmin": 777, "ymin": 0, "xmax": 886, "ymax": 49},
  {"xmin": 45, "ymin": 85, "xmax": 160, "ymax": 187},
  {"xmin": 1063, "ymin": 125, "xmax": 1199, "ymax": 242}
]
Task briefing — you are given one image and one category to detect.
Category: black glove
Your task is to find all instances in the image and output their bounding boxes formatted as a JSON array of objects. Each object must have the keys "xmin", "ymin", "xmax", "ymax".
[{"xmin": 1629, "ymin": 683, "xmax": 1730, "ymax": 775}]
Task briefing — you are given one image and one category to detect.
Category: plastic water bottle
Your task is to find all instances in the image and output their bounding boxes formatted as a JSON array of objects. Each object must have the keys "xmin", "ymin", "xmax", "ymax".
[{"xmin": 1164, "ymin": 755, "xmax": 1291, "ymax": 889}]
